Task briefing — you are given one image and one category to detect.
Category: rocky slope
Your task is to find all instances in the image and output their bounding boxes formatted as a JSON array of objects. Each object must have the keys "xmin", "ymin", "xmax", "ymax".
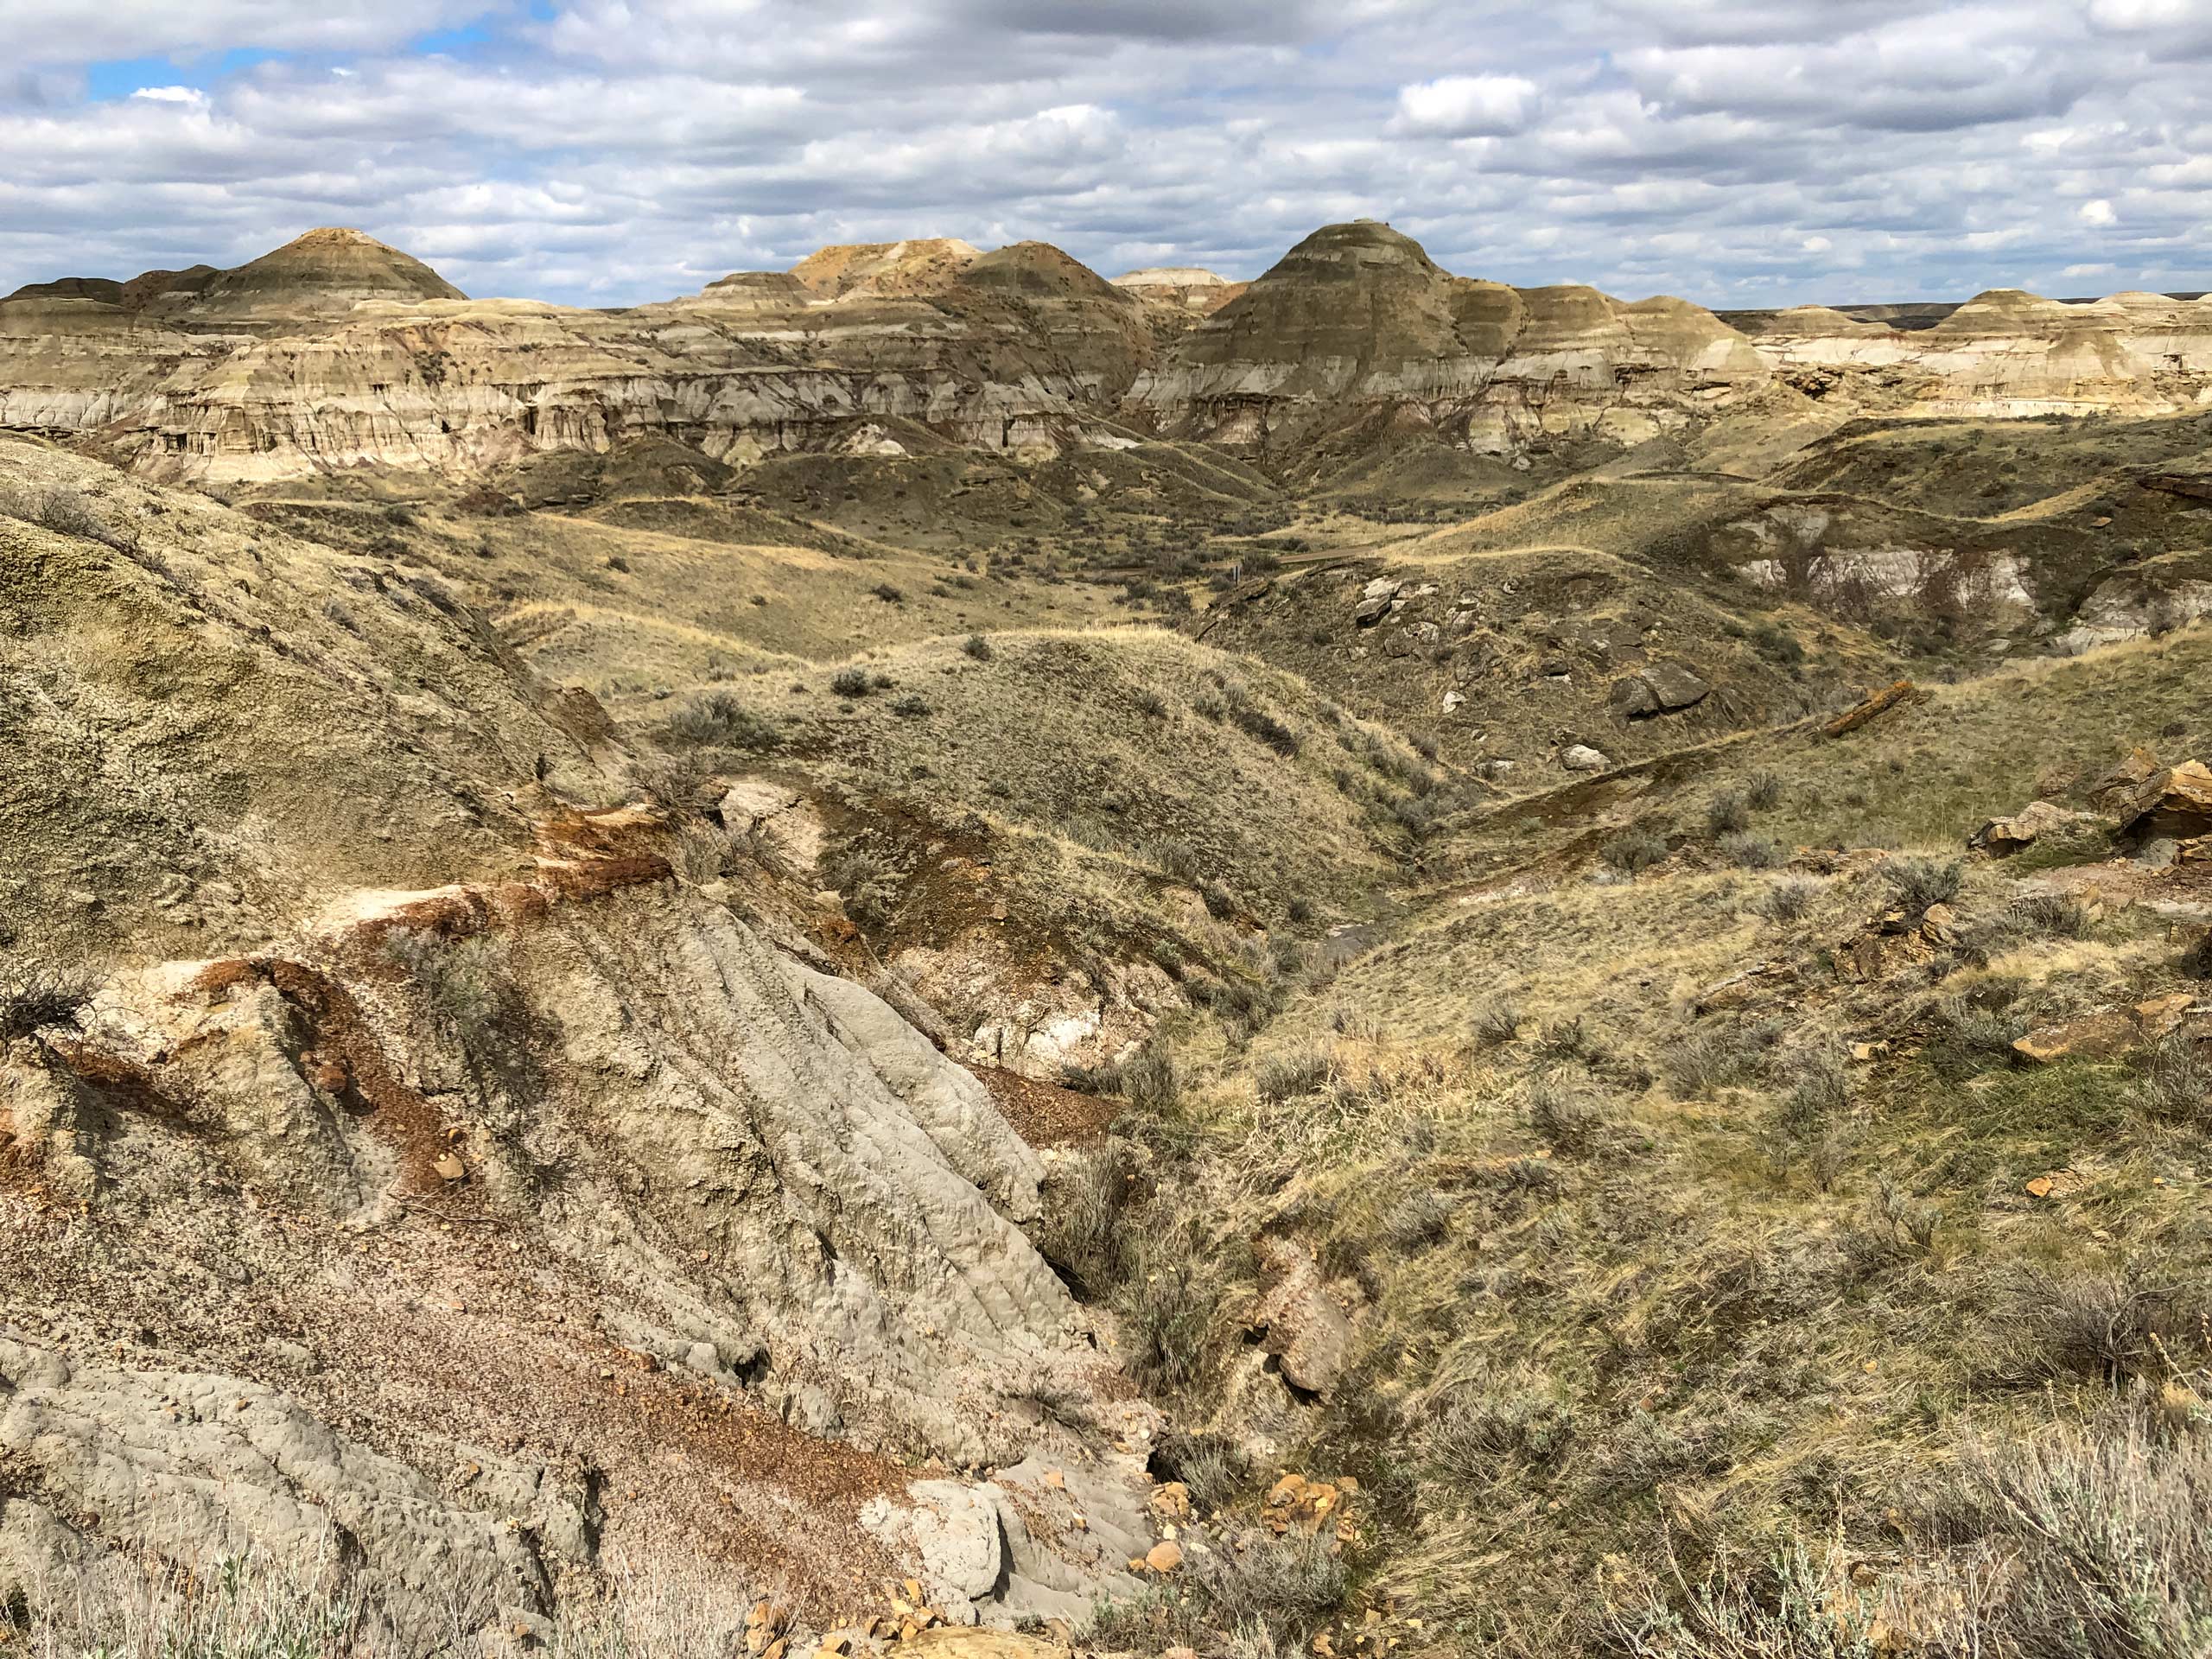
[{"xmin": 0, "ymin": 436, "xmax": 1172, "ymax": 1643}]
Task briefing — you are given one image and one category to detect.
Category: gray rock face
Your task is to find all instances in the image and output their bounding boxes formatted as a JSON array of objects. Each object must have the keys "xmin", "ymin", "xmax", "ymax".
[
  {"xmin": 0, "ymin": 1337, "xmax": 546, "ymax": 1648},
  {"xmin": 0, "ymin": 872, "xmax": 1131, "ymax": 1631},
  {"xmin": 1609, "ymin": 661, "xmax": 1712, "ymax": 718}
]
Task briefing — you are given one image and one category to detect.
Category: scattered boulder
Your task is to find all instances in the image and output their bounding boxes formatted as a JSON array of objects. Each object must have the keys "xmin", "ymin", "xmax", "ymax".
[
  {"xmin": 1608, "ymin": 660, "xmax": 1711, "ymax": 719},
  {"xmin": 1968, "ymin": 799, "xmax": 2101, "ymax": 858},
  {"xmin": 2013, "ymin": 995, "xmax": 2197, "ymax": 1065},
  {"xmin": 2120, "ymin": 762, "xmax": 2212, "ymax": 843},
  {"xmin": 1249, "ymin": 1237, "xmax": 1352, "ymax": 1396},
  {"xmin": 1561, "ymin": 744, "xmax": 1609, "ymax": 772},
  {"xmin": 1352, "ymin": 579, "xmax": 1401, "ymax": 627},
  {"xmin": 2088, "ymin": 747, "xmax": 2163, "ymax": 812}
]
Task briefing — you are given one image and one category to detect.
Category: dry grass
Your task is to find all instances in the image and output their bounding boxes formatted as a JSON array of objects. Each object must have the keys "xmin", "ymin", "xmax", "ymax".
[{"xmin": 0, "ymin": 1546, "xmax": 761, "ymax": 1659}]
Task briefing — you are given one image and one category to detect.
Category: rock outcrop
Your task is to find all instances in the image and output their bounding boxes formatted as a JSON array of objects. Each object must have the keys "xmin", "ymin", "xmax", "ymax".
[{"xmin": 0, "ymin": 439, "xmax": 1158, "ymax": 1633}]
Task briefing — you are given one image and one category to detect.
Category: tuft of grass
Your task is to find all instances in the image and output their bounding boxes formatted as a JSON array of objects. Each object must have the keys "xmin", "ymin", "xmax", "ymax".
[
  {"xmin": 1255, "ymin": 1043, "xmax": 1334, "ymax": 1103},
  {"xmin": 1471, "ymin": 999, "xmax": 1523, "ymax": 1051}
]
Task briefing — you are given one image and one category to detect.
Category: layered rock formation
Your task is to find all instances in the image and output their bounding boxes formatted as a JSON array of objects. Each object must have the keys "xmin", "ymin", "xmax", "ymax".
[
  {"xmin": 7, "ymin": 219, "xmax": 2212, "ymax": 485},
  {"xmin": 1756, "ymin": 288, "xmax": 2212, "ymax": 416},
  {"xmin": 1125, "ymin": 219, "xmax": 1769, "ymax": 454}
]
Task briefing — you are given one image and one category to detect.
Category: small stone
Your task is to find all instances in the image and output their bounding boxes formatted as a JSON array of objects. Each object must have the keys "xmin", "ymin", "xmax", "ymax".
[
  {"xmin": 1561, "ymin": 744, "xmax": 1608, "ymax": 772},
  {"xmin": 1145, "ymin": 1541, "xmax": 1184, "ymax": 1573},
  {"xmin": 434, "ymin": 1154, "xmax": 467, "ymax": 1182}
]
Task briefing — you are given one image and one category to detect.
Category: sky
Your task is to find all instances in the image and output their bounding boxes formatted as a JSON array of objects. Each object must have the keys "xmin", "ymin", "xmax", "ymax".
[{"xmin": 3, "ymin": 0, "xmax": 2209, "ymax": 309}]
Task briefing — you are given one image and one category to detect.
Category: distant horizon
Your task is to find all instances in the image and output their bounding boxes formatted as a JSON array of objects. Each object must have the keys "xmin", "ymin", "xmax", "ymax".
[
  {"xmin": 11, "ymin": 217, "xmax": 2209, "ymax": 321},
  {"xmin": 3, "ymin": 3, "xmax": 2209, "ymax": 311}
]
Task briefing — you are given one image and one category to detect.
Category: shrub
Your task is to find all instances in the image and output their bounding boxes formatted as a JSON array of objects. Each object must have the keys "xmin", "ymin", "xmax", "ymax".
[
  {"xmin": 1194, "ymin": 1530, "xmax": 1351, "ymax": 1643},
  {"xmin": 830, "ymin": 666, "xmax": 874, "ymax": 697},
  {"xmin": 1599, "ymin": 825, "xmax": 1669, "ymax": 876},
  {"xmin": 1039, "ymin": 1147, "xmax": 1127, "ymax": 1296},
  {"xmin": 1664, "ymin": 1021, "xmax": 1775, "ymax": 1097},
  {"xmin": 2010, "ymin": 890, "xmax": 2093, "ymax": 939},
  {"xmin": 662, "ymin": 691, "xmax": 779, "ymax": 752},
  {"xmin": 1229, "ymin": 702, "xmax": 1300, "ymax": 756},
  {"xmin": 0, "ymin": 960, "xmax": 95, "ymax": 1039},
  {"xmin": 870, "ymin": 582, "xmax": 905, "ymax": 603},
  {"xmin": 1424, "ymin": 1382, "xmax": 1573, "ymax": 1481},
  {"xmin": 1719, "ymin": 831, "xmax": 1784, "ymax": 869},
  {"xmin": 1880, "ymin": 854, "xmax": 1963, "ymax": 913},
  {"xmin": 1122, "ymin": 1234, "xmax": 1224, "ymax": 1395},
  {"xmin": 2, "ymin": 483, "xmax": 140, "ymax": 554},
  {"xmin": 1147, "ymin": 1427, "xmax": 1249, "ymax": 1514},
  {"xmin": 1133, "ymin": 688, "xmax": 1168, "ymax": 718},
  {"xmin": 2180, "ymin": 929, "xmax": 2212, "ymax": 982},
  {"xmin": 1751, "ymin": 876, "xmax": 1821, "ymax": 923},
  {"xmin": 1120, "ymin": 1041, "xmax": 1182, "ymax": 1111},
  {"xmin": 960, "ymin": 633, "xmax": 993, "ymax": 661},
  {"xmin": 1147, "ymin": 836, "xmax": 1202, "ymax": 884},
  {"xmin": 1764, "ymin": 1051, "xmax": 1851, "ymax": 1185},
  {"xmin": 820, "ymin": 842, "xmax": 902, "ymax": 931},
  {"xmin": 1988, "ymin": 1264, "xmax": 2189, "ymax": 1385},
  {"xmin": 1528, "ymin": 1075, "xmax": 1608, "ymax": 1155},
  {"xmin": 889, "ymin": 692, "xmax": 931, "ymax": 718},
  {"xmin": 1380, "ymin": 1188, "xmax": 1455, "ymax": 1253},
  {"xmin": 1916, "ymin": 1415, "xmax": 2212, "ymax": 1659},
  {"xmin": 1747, "ymin": 771, "xmax": 1784, "ymax": 810},
  {"xmin": 1705, "ymin": 791, "xmax": 1752, "ymax": 838}
]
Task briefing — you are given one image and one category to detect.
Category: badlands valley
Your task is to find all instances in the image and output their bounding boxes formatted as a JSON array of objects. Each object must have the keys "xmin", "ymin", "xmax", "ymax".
[{"xmin": 2, "ymin": 220, "xmax": 2212, "ymax": 1657}]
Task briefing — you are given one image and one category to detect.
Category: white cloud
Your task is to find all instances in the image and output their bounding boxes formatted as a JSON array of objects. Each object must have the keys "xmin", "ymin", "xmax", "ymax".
[
  {"xmin": 1392, "ymin": 74, "xmax": 1541, "ymax": 137},
  {"xmin": 3, "ymin": 1, "xmax": 493, "ymax": 67},
  {"xmin": 0, "ymin": 0, "xmax": 2207, "ymax": 308}
]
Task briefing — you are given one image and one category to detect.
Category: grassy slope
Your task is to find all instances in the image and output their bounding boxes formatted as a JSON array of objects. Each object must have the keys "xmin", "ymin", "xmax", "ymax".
[{"xmin": 1076, "ymin": 625, "xmax": 2212, "ymax": 1656}]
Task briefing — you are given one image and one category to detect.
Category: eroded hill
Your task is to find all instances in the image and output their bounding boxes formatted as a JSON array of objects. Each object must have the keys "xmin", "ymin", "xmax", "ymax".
[{"xmin": 2, "ymin": 217, "xmax": 2211, "ymax": 1659}]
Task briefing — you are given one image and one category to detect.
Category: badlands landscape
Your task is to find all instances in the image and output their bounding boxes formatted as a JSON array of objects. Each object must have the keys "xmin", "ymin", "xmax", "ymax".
[{"xmin": 3, "ymin": 219, "xmax": 2212, "ymax": 1657}]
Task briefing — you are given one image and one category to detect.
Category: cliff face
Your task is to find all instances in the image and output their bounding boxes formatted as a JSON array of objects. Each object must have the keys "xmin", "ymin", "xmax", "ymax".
[
  {"xmin": 1755, "ymin": 287, "xmax": 2212, "ymax": 416},
  {"xmin": 6, "ymin": 221, "xmax": 2212, "ymax": 484}
]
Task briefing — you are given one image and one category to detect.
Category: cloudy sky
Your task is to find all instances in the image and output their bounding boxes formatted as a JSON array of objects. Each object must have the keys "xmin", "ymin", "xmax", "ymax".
[{"xmin": 3, "ymin": 0, "xmax": 2209, "ymax": 308}]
